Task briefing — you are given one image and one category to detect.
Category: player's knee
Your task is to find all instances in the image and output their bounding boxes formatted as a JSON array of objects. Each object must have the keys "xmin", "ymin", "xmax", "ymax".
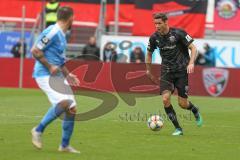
[
  {"xmin": 58, "ymin": 99, "xmax": 74, "ymax": 110},
  {"xmin": 69, "ymin": 107, "xmax": 77, "ymax": 114},
  {"xmin": 178, "ymin": 100, "xmax": 188, "ymax": 109},
  {"xmin": 162, "ymin": 96, "xmax": 171, "ymax": 107}
]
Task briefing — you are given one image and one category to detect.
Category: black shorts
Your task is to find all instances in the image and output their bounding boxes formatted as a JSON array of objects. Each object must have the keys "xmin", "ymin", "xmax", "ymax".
[{"xmin": 160, "ymin": 70, "xmax": 189, "ymax": 98}]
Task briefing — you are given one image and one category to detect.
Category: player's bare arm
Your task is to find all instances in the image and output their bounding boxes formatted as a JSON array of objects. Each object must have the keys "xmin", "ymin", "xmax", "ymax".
[
  {"xmin": 31, "ymin": 46, "xmax": 59, "ymax": 75},
  {"xmin": 146, "ymin": 51, "xmax": 158, "ymax": 84},
  {"xmin": 146, "ymin": 51, "xmax": 152, "ymax": 73},
  {"xmin": 187, "ymin": 43, "xmax": 197, "ymax": 74},
  {"xmin": 61, "ymin": 65, "xmax": 80, "ymax": 86},
  {"xmin": 61, "ymin": 65, "xmax": 70, "ymax": 77}
]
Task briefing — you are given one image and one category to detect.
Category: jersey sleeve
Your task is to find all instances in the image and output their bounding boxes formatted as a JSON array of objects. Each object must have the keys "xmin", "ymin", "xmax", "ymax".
[
  {"xmin": 177, "ymin": 29, "xmax": 194, "ymax": 47},
  {"xmin": 147, "ymin": 36, "xmax": 157, "ymax": 53},
  {"xmin": 35, "ymin": 28, "xmax": 58, "ymax": 50}
]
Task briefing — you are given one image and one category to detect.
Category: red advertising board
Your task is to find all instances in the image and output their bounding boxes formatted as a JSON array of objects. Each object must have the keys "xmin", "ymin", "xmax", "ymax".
[{"xmin": 0, "ymin": 58, "xmax": 240, "ymax": 98}]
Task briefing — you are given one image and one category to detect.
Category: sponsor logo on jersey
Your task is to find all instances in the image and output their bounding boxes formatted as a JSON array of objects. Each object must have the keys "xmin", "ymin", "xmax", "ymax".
[
  {"xmin": 185, "ymin": 34, "xmax": 192, "ymax": 42},
  {"xmin": 169, "ymin": 36, "xmax": 176, "ymax": 43},
  {"xmin": 41, "ymin": 36, "xmax": 50, "ymax": 45}
]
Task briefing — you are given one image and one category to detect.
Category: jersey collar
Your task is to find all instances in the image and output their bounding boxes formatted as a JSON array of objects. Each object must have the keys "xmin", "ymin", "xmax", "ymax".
[
  {"xmin": 55, "ymin": 23, "xmax": 66, "ymax": 37},
  {"xmin": 156, "ymin": 28, "xmax": 172, "ymax": 37}
]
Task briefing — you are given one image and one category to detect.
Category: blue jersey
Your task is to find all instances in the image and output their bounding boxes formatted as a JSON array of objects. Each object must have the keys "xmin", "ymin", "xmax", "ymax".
[{"xmin": 33, "ymin": 24, "xmax": 67, "ymax": 78}]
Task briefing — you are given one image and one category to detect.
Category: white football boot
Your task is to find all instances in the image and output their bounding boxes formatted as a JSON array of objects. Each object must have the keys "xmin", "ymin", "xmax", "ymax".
[
  {"xmin": 31, "ymin": 127, "xmax": 42, "ymax": 149},
  {"xmin": 58, "ymin": 145, "xmax": 80, "ymax": 154}
]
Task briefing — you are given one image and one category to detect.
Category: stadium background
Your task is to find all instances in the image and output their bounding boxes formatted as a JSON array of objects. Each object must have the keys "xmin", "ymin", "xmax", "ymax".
[
  {"xmin": 0, "ymin": 0, "xmax": 240, "ymax": 97},
  {"xmin": 0, "ymin": 0, "xmax": 240, "ymax": 160}
]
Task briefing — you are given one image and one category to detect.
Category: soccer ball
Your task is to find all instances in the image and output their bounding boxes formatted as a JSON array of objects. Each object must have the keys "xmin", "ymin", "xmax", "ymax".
[{"xmin": 147, "ymin": 115, "xmax": 164, "ymax": 131}]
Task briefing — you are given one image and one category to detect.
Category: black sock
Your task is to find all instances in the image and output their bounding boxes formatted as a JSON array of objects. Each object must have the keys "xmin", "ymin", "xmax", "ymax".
[
  {"xmin": 187, "ymin": 101, "xmax": 199, "ymax": 119},
  {"xmin": 164, "ymin": 104, "xmax": 182, "ymax": 130}
]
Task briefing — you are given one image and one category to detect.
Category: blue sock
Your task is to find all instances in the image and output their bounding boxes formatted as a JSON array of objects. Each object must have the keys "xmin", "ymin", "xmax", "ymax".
[
  {"xmin": 61, "ymin": 112, "xmax": 75, "ymax": 147},
  {"xmin": 36, "ymin": 105, "xmax": 65, "ymax": 133}
]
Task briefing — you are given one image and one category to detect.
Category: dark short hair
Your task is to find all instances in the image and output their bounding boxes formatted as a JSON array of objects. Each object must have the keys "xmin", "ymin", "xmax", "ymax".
[
  {"xmin": 153, "ymin": 13, "xmax": 168, "ymax": 21},
  {"xmin": 57, "ymin": 6, "xmax": 74, "ymax": 21}
]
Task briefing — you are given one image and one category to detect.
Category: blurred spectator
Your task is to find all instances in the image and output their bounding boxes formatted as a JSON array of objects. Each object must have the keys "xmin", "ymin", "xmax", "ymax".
[
  {"xmin": 195, "ymin": 52, "xmax": 205, "ymax": 65},
  {"xmin": 117, "ymin": 53, "xmax": 128, "ymax": 63},
  {"xmin": 45, "ymin": 0, "xmax": 60, "ymax": 28},
  {"xmin": 10, "ymin": 39, "xmax": 26, "ymax": 58},
  {"xmin": 196, "ymin": 43, "xmax": 215, "ymax": 67},
  {"xmin": 103, "ymin": 42, "xmax": 117, "ymax": 62},
  {"xmin": 81, "ymin": 36, "xmax": 100, "ymax": 60},
  {"xmin": 130, "ymin": 47, "xmax": 145, "ymax": 63},
  {"xmin": 203, "ymin": 43, "xmax": 215, "ymax": 67}
]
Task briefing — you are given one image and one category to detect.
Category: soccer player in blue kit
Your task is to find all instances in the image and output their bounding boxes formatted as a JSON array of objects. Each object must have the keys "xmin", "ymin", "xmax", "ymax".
[{"xmin": 31, "ymin": 6, "xmax": 80, "ymax": 153}]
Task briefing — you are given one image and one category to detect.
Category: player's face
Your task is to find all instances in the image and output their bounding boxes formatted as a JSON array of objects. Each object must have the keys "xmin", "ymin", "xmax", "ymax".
[
  {"xmin": 67, "ymin": 16, "xmax": 74, "ymax": 30},
  {"xmin": 154, "ymin": 18, "xmax": 168, "ymax": 34}
]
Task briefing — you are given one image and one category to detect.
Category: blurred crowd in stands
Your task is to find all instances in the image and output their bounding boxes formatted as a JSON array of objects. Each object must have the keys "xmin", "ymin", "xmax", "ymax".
[
  {"xmin": 10, "ymin": 36, "xmax": 216, "ymax": 67},
  {"xmin": 9, "ymin": 0, "xmax": 215, "ymax": 67},
  {"xmin": 195, "ymin": 43, "xmax": 215, "ymax": 67}
]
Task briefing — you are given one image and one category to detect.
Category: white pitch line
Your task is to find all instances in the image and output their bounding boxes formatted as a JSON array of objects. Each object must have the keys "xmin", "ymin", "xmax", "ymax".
[{"xmin": 0, "ymin": 114, "xmax": 42, "ymax": 119}]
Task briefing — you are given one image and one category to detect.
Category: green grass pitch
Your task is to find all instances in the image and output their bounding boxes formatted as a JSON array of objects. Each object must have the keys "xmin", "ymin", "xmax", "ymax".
[{"xmin": 0, "ymin": 88, "xmax": 240, "ymax": 160}]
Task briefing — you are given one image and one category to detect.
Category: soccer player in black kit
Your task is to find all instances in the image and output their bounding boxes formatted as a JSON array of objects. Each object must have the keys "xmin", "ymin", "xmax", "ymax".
[{"xmin": 146, "ymin": 13, "xmax": 203, "ymax": 136}]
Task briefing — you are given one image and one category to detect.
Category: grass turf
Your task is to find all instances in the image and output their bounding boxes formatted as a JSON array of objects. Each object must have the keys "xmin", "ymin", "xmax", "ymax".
[{"xmin": 0, "ymin": 88, "xmax": 240, "ymax": 160}]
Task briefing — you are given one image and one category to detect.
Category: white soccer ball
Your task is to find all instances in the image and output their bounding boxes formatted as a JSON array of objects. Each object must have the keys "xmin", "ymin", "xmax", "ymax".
[{"xmin": 147, "ymin": 115, "xmax": 164, "ymax": 131}]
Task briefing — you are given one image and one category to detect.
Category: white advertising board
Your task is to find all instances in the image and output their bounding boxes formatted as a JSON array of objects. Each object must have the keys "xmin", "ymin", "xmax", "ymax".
[{"xmin": 101, "ymin": 35, "xmax": 240, "ymax": 68}]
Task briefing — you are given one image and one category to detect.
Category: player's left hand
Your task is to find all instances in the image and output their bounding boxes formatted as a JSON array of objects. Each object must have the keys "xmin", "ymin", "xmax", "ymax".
[
  {"xmin": 187, "ymin": 63, "xmax": 194, "ymax": 74},
  {"xmin": 67, "ymin": 73, "xmax": 80, "ymax": 86}
]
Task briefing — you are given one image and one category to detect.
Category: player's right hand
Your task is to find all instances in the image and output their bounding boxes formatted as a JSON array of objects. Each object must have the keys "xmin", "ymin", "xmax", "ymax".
[
  {"xmin": 67, "ymin": 73, "xmax": 80, "ymax": 87},
  {"xmin": 49, "ymin": 65, "xmax": 60, "ymax": 75},
  {"xmin": 146, "ymin": 70, "xmax": 159, "ymax": 84}
]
